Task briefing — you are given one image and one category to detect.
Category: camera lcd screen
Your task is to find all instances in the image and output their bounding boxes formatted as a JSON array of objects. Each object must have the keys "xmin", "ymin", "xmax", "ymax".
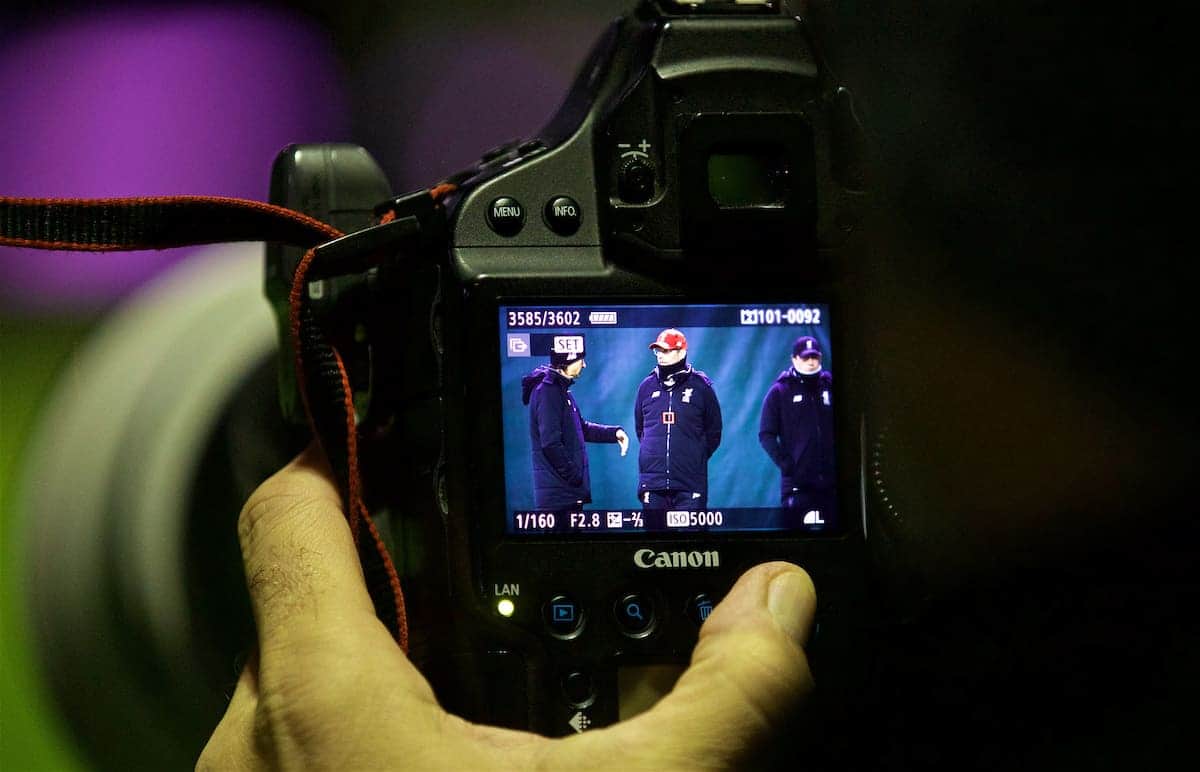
[{"xmin": 499, "ymin": 302, "xmax": 839, "ymax": 536}]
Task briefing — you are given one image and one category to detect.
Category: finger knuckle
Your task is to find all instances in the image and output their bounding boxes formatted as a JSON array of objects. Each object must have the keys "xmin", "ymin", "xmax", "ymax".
[
  {"xmin": 238, "ymin": 494, "xmax": 339, "ymax": 627},
  {"xmin": 238, "ymin": 486, "xmax": 326, "ymax": 551}
]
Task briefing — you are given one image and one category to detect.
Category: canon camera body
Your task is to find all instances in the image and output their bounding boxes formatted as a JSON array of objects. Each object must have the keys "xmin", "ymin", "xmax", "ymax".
[{"xmin": 266, "ymin": 0, "xmax": 870, "ymax": 736}]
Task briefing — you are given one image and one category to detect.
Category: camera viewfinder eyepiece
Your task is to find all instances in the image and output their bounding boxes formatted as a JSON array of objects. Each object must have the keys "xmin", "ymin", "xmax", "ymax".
[{"xmin": 655, "ymin": 0, "xmax": 781, "ymax": 15}]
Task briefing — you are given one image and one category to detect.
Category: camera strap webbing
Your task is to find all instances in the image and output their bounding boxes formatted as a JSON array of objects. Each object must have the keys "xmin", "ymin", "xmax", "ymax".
[
  {"xmin": 0, "ymin": 193, "xmax": 444, "ymax": 652},
  {"xmin": 0, "ymin": 195, "xmax": 341, "ymax": 251}
]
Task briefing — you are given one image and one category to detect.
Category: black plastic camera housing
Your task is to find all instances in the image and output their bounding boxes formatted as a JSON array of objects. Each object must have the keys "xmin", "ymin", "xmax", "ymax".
[{"xmin": 266, "ymin": 0, "xmax": 870, "ymax": 736}]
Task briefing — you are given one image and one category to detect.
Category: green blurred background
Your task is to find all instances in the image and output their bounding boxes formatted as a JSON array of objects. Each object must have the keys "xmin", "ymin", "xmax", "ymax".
[{"xmin": 2, "ymin": 318, "xmax": 93, "ymax": 771}]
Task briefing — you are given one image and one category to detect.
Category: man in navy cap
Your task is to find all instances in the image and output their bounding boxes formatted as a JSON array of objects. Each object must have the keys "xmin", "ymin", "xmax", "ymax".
[
  {"xmin": 522, "ymin": 334, "xmax": 628, "ymax": 510},
  {"xmin": 634, "ymin": 328, "xmax": 723, "ymax": 511},
  {"xmin": 758, "ymin": 335, "xmax": 836, "ymax": 518}
]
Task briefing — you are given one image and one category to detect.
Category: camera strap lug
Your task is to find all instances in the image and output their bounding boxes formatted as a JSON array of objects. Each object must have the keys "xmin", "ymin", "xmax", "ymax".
[
  {"xmin": 375, "ymin": 186, "xmax": 453, "ymax": 245},
  {"xmin": 306, "ymin": 215, "xmax": 422, "ymax": 281}
]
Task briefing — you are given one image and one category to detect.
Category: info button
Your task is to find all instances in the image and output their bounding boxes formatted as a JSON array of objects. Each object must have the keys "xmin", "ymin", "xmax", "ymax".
[
  {"xmin": 543, "ymin": 196, "xmax": 582, "ymax": 236},
  {"xmin": 544, "ymin": 595, "xmax": 584, "ymax": 638}
]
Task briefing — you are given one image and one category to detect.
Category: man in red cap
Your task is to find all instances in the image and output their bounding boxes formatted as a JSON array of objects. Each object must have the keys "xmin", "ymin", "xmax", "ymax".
[{"xmin": 633, "ymin": 328, "xmax": 723, "ymax": 511}]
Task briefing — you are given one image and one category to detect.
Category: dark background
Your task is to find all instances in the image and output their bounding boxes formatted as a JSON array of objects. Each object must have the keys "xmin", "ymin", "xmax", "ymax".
[{"xmin": 1, "ymin": 1, "xmax": 1193, "ymax": 769}]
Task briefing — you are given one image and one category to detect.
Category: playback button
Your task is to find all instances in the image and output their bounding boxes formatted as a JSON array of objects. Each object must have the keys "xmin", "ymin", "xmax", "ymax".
[{"xmin": 544, "ymin": 595, "xmax": 584, "ymax": 638}]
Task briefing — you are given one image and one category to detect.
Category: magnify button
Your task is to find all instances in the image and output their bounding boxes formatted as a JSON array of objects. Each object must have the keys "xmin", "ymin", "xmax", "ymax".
[{"xmin": 614, "ymin": 592, "xmax": 655, "ymax": 637}]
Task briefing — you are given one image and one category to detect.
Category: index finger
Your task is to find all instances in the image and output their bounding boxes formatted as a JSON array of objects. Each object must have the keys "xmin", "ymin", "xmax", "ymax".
[{"xmin": 236, "ymin": 443, "xmax": 379, "ymax": 653}]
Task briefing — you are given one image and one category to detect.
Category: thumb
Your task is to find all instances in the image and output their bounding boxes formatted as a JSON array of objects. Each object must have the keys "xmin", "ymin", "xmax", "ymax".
[
  {"xmin": 559, "ymin": 562, "xmax": 815, "ymax": 768},
  {"xmin": 236, "ymin": 443, "xmax": 380, "ymax": 655}
]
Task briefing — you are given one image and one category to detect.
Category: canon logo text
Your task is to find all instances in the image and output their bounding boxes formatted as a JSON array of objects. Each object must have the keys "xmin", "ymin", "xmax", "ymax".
[{"xmin": 633, "ymin": 548, "xmax": 720, "ymax": 569}]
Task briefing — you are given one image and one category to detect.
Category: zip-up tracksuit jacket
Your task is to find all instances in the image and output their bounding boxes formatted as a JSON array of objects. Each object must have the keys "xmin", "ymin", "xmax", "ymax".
[
  {"xmin": 523, "ymin": 366, "xmax": 621, "ymax": 510},
  {"xmin": 758, "ymin": 367, "xmax": 835, "ymax": 498},
  {"xmin": 634, "ymin": 366, "xmax": 722, "ymax": 498}
]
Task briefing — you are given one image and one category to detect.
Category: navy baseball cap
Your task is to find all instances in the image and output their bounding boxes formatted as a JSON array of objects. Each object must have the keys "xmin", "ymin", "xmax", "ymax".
[
  {"xmin": 792, "ymin": 336, "xmax": 822, "ymax": 358},
  {"xmin": 549, "ymin": 334, "xmax": 586, "ymax": 368}
]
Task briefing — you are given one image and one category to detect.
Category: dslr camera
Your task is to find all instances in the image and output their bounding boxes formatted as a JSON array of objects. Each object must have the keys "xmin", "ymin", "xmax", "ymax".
[{"xmin": 266, "ymin": 0, "xmax": 868, "ymax": 736}]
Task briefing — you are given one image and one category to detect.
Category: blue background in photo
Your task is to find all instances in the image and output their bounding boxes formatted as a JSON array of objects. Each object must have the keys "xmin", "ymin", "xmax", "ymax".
[{"xmin": 499, "ymin": 304, "xmax": 833, "ymax": 511}]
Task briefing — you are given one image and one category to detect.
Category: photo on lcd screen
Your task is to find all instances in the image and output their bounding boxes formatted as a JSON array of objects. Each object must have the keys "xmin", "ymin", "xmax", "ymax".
[{"xmin": 499, "ymin": 303, "xmax": 836, "ymax": 535}]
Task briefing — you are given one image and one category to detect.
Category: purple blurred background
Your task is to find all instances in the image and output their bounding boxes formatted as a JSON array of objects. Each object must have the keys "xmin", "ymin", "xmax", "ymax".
[
  {"xmin": 0, "ymin": 5, "xmax": 350, "ymax": 311},
  {"xmin": 0, "ymin": 0, "xmax": 626, "ymax": 313}
]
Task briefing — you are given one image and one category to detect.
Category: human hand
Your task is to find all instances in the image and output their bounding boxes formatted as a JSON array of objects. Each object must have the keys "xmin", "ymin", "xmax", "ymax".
[
  {"xmin": 615, "ymin": 428, "xmax": 629, "ymax": 456},
  {"xmin": 198, "ymin": 444, "xmax": 816, "ymax": 770}
]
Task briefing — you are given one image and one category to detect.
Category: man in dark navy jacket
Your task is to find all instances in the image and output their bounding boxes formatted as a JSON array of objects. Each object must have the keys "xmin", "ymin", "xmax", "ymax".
[
  {"xmin": 758, "ymin": 336, "xmax": 835, "ymax": 519},
  {"xmin": 521, "ymin": 337, "xmax": 628, "ymax": 510},
  {"xmin": 634, "ymin": 329, "xmax": 722, "ymax": 510}
]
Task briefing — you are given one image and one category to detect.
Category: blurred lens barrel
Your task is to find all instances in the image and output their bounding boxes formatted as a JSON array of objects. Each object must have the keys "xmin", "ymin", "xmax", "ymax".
[{"xmin": 17, "ymin": 244, "xmax": 287, "ymax": 770}]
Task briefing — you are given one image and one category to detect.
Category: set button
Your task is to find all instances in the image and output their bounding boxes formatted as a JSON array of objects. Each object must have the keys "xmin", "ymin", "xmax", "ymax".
[{"xmin": 561, "ymin": 670, "xmax": 595, "ymax": 708}]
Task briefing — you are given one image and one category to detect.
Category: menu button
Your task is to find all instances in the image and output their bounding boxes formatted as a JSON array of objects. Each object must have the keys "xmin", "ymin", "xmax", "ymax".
[{"xmin": 487, "ymin": 197, "xmax": 525, "ymax": 236}]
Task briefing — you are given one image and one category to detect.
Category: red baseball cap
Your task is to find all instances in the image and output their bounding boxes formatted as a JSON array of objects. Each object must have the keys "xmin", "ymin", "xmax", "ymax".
[{"xmin": 649, "ymin": 328, "xmax": 687, "ymax": 351}]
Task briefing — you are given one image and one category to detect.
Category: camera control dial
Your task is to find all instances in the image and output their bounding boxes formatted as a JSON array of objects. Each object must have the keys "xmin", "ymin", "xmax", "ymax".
[{"xmin": 618, "ymin": 157, "xmax": 656, "ymax": 204}]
